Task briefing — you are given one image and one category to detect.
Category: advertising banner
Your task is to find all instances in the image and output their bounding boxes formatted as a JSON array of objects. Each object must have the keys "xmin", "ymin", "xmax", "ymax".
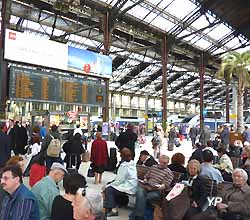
[
  {"xmin": 5, "ymin": 29, "xmax": 112, "ymax": 77},
  {"xmin": 68, "ymin": 46, "xmax": 112, "ymax": 76},
  {"xmin": 5, "ymin": 29, "xmax": 68, "ymax": 70}
]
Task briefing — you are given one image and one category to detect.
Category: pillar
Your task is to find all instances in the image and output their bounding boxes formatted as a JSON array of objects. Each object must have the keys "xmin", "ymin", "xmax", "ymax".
[
  {"xmin": 0, "ymin": 0, "xmax": 11, "ymax": 119},
  {"xmin": 162, "ymin": 35, "xmax": 168, "ymax": 132},
  {"xmin": 199, "ymin": 52, "xmax": 205, "ymax": 130},
  {"xmin": 226, "ymin": 83, "xmax": 230, "ymax": 123},
  {"xmin": 145, "ymin": 93, "xmax": 148, "ymax": 135}
]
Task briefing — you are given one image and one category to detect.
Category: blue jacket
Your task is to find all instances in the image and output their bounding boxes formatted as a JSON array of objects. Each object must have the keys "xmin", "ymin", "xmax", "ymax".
[{"xmin": 1, "ymin": 184, "xmax": 39, "ymax": 220}]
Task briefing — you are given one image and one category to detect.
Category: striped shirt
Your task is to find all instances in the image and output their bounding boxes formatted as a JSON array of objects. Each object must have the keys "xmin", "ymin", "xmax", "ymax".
[
  {"xmin": 145, "ymin": 164, "xmax": 174, "ymax": 189},
  {"xmin": 0, "ymin": 184, "xmax": 39, "ymax": 220}
]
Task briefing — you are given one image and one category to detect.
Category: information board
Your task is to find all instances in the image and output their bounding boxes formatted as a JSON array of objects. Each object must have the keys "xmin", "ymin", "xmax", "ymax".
[{"xmin": 9, "ymin": 67, "xmax": 106, "ymax": 106}]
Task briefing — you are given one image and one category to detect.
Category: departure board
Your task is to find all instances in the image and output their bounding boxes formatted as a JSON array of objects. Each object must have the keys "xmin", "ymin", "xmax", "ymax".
[{"xmin": 9, "ymin": 67, "xmax": 106, "ymax": 106}]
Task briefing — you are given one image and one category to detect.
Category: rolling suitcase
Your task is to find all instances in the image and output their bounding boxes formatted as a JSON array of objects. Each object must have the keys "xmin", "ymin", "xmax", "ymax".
[
  {"xmin": 68, "ymin": 154, "xmax": 78, "ymax": 174},
  {"xmin": 108, "ymin": 147, "xmax": 117, "ymax": 172}
]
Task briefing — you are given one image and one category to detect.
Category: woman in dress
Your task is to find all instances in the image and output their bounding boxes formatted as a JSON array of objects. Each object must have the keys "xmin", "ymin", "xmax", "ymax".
[{"xmin": 90, "ymin": 132, "xmax": 109, "ymax": 184}]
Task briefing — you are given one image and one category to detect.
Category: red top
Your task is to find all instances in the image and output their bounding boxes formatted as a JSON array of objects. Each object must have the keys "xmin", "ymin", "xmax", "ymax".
[
  {"xmin": 90, "ymin": 137, "xmax": 109, "ymax": 167},
  {"xmin": 29, "ymin": 163, "xmax": 47, "ymax": 187}
]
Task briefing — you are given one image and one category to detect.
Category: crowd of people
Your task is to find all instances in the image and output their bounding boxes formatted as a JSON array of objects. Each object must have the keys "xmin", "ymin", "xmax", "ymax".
[
  {"xmin": 0, "ymin": 119, "xmax": 106, "ymax": 220},
  {"xmin": 0, "ymin": 118, "xmax": 250, "ymax": 220}
]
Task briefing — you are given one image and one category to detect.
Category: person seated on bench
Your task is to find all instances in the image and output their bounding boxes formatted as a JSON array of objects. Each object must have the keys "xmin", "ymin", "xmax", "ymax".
[
  {"xmin": 136, "ymin": 150, "xmax": 157, "ymax": 167},
  {"xmin": 193, "ymin": 168, "xmax": 250, "ymax": 220},
  {"xmin": 129, "ymin": 155, "xmax": 173, "ymax": 220},
  {"xmin": 168, "ymin": 153, "xmax": 187, "ymax": 177},
  {"xmin": 163, "ymin": 159, "xmax": 207, "ymax": 220},
  {"xmin": 103, "ymin": 148, "xmax": 137, "ymax": 217},
  {"xmin": 214, "ymin": 147, "xmax": 233, "ymax": 182},
  {"xmin": 199, "ymin": 150, "xmax": 223, "ymax": 183}
]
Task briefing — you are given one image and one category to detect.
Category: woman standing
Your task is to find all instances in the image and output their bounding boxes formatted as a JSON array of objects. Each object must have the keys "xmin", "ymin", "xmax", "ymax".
[{"xmin": 90, "ymin": 132, "xmax": 109, "ymax": 184}]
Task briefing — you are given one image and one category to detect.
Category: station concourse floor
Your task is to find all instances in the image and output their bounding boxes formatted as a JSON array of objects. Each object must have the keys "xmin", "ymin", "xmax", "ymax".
[{"xmin": 24, "ymin": 135, "xmax": 194, "ymax": 220}]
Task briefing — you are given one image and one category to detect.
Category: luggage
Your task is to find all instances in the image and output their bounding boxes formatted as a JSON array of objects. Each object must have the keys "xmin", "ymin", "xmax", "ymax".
[
  {"xmin": 174, "ymin": 138, "xmax": 181, "ymax": 147},
  {"xmin": 107, "ymin": 147, "xmax": 117, "ymax": 172},
  {"xmin": 168, "ymin": 142, "xmax": 174, "ymax": 151},
  {"xmin": 67, "ymin": 154, "xmax": 78, "ymax": 174}
]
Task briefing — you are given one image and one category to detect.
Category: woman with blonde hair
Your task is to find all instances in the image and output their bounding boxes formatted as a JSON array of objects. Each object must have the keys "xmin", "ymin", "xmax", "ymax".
[{"xmin": 163, "ymin": 159, "xmax": 207, "ymax": 220}]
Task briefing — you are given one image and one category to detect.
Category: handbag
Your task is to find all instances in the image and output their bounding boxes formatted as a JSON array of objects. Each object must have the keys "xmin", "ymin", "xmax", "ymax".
[
  {"xmin": 82, "ymin": 151, "xmax": 90, "ymax": 162},
  {"xmin": 87, "ymin": 167, "xmax": 95, "ymax": 177}
]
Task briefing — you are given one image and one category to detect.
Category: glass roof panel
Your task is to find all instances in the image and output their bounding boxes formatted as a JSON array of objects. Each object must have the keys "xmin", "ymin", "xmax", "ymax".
[
  {"xmin": 212, "ymin": 48, "xmax": 226, "ymax": 56},
  {"xmin": 236, "ymin": 45, "xmax": 250, "ymax": 53},
  {"xmin": 191, "ymin": 14, "xmax": 216, "ymax": 30},
  {"xmin": 150, "ymin": 15, "xmax": 176, "ymax": 32},
  {"xmin": 193, "ymin": 38, "xmax": 212, "ymax": 49},
  {"xmin": 224, "ymin": 37, "xmax": 241, "ymax": 48},
  {"xmin": 127, "ymin": 5, "xmax": 150, "ymax": 20},
  {"xmin": 164, "ymin": 0, "xmax": 197, "ymax": 19},
  {"xmin": 207, "ymin": 23, "xmax": 232, "ymax": 40},
  {"xmin": 158, "ymin": 0, "xmax": 176, "ymax": 10}
]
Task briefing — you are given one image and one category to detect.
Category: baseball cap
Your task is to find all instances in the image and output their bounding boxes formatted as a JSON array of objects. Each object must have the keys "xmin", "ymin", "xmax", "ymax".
[{"xmin": 50, "ymin": 162, "xmax": 68, "ymax": 174}]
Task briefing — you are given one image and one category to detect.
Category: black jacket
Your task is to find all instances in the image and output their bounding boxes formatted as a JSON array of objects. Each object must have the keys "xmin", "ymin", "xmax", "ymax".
[
  {"xmin": 115, "ymin": 129, "xmax": 138, "ymax": 157},
  {"xmin": 0, "ymin": 131, "xmax": 11, "ymax": 167},
  {"xmin": 137, "ymin": 155, "xmax": 158, "ymax": 166}
]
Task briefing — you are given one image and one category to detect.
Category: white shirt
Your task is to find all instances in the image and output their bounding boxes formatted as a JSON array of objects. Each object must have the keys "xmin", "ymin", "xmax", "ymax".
[
  {"xmin": 73, "ymin": 128, "xmax": 83, "ymax": 136},
  {"xmin": 30, "ymin": 143, "xmax": 41, "ymax": 156}
]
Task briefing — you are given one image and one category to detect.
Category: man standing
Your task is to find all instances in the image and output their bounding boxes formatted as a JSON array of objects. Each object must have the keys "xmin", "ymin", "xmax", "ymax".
[
  {"xmin": 41, "ymin": 125, "xmax": 62, "ymax": 169},
  {"xmin": 0, "ymin": 165, "xmax": 39, "ymax": 220},
  {"xmin": 220, "ymin": 124, "xmax": 230, "ymax": 150},
  {"xmin": 199, "ymin": 125, "xmax": 211, "ymax": 146},
  {"xmin": 243, "ymin": 126, "xmax": 250, "ymax": 143},
  {"xmin": 31, "ymin": 163, "xmax": 67, "ymax": 220},
  {"xmin": 115, "ymin": 124, "xmax": 138, "ymax": 159},
  {"xmin": 189, "ymin": 126, "xmax": 198, "ymax": 148},
  {"xmin": 168, "ymin": 124, "xmax": 177, "ymax": 151},
  {"xmin": 0, "ymin": 122, "xmax": 11, "ymax": 168}
]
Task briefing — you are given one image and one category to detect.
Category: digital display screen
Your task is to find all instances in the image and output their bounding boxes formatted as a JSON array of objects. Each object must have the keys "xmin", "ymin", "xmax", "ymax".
[{"xmin": 9, "ymin": 66, "xmax": 106, "ymax": 106}]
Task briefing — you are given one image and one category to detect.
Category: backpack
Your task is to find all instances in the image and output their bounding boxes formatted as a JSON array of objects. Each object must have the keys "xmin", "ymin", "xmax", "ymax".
[{"xmin": 47, "ymin": 135, "xmax": 61, "ymax": 157}]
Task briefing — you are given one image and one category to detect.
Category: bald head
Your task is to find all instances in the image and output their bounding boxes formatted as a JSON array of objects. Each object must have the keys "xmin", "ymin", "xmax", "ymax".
[{"xmin": 159, "ymin": 155, "xmax": 169, "ymax": 167}]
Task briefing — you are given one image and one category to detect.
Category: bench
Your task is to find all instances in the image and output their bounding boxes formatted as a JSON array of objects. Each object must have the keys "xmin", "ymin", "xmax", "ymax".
[{"xmin": 152, "ymin": 171, "xmax": 183, "ymax": 219}]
